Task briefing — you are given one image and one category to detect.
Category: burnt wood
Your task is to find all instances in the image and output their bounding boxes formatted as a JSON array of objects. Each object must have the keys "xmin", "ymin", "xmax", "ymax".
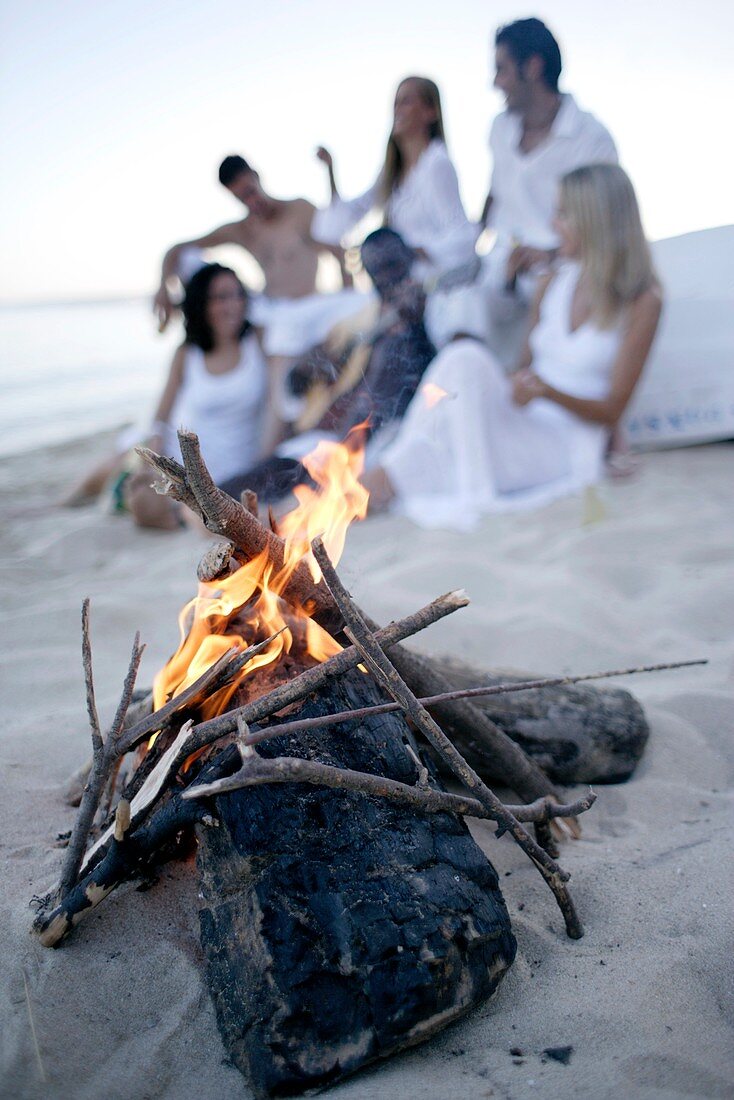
[
  {"xmin": 196, "ymin": 669, "xmax": 516, "ymax": 1097},
  {"xmin": 435, "ymin": 657, "xmax": 650, "ymax": 784}
]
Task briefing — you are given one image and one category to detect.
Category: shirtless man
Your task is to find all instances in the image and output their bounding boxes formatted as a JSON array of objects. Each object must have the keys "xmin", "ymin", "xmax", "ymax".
[
  {"xmin": 154, "ymin": 155, "xmax": 364, "ymax": 450},
  {"xmin": 480, "ymin": 19, "xmax": 617, "ymax": 362}
]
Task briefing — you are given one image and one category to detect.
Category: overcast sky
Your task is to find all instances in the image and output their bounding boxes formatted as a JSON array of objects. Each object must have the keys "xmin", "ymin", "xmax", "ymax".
[{"xmin": 1, "ymin": 0, "xmax": 732, "ymax": 302}]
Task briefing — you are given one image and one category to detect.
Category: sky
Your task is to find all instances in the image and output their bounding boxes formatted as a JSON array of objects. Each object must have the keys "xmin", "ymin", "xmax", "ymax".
[{"xmin": 1, "ymin": 0, "xmax": 732, "ymax": 302}]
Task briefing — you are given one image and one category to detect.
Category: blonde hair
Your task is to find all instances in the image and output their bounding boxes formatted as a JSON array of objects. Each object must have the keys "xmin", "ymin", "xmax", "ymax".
[
  {"xmin": 381, "ymin": 77, "xmax": 445, "ymax": 206},
  {"xmin": 560, "ymin": 163, "xmax": 656, "ymax": 327}
]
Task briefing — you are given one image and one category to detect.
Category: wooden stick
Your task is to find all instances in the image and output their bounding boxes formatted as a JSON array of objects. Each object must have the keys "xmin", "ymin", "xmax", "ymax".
[
  {"xmin": 117, "ymin": 631, "xmax": 284, "ymax": 756},
  {"xmin": 134, "ymin": 447, "xmax": 200, "ymax": 513},
  {"xmin": 240, "ymin": 658, "xmax": 706, "ymax": 747},
  {"xmin": 174, "ymin": 590, "xmax": 469, "ymax": 764},
  {"xmin": 311, "ymin": 537, "xmax": 584, "ymax": 939},
  {"xmin": 184, "ymin": 751, "xmax": 597, "ymax": 827},
  {"xmin": 57, "ymin": 606, "xmax": 145, "ymax": 897},
  {"xmin": 35, "ymin": 751, "xmax": 233, "ymax": 948},
  {"xmin": 241, "ymin": 488, "xmax": 259, "ymax": 517},
  {"xmin": 197, "ymin": 541, "xmax": 237, "ymax": 583},
  {"xmin": 138, "ymin": 433, "xmax": 339, "ymax": 626},
  {"xmin": 78, "ymin": 721, "xmax": 197, "ymax": 879}
]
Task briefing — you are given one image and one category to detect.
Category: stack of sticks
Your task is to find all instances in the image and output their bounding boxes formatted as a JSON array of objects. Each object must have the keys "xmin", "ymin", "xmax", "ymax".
[{"xmin": 32, "ymin": 430, "xmax": 703, "ymax": 947}]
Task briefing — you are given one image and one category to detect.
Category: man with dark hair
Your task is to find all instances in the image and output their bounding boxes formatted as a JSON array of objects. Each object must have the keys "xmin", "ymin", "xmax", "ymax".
[
  {"xmin": 219, "ymin": 228, "xmax": 435, "ymax": 502},
  {"xmin": 217, "ymin": 155, "xmax": 253, "ymax": 187},
  {"xmin": 154, "ymin": 154, "xmax": 365, "ymax": 451},
  {"xmin": 481, "ymin": 17, "xmax": 617, "ymax": 361}
]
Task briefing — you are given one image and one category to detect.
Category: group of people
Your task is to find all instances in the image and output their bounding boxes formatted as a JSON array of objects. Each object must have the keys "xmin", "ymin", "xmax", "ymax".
[{"xmin": 87, "ymin": 18, "xmax": 663, "ymax": 531}]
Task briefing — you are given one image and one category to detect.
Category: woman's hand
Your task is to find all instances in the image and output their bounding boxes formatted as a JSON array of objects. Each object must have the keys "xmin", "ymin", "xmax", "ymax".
[
  {"xmin": 511, "ymin": 369, "xmax": 547, "ymax": 406},
  {"xmin": 153, "ymin": 285, "xmax": 173, "ymax": 332},
  {"xmin": 315, "ymin": 147, "xmax": 338, "ymax": 200},
  {"xmin": 506, "ymin": 246, "xmax": 555, "ymax": 284},
  {"xmin": 315, "ymin": 146, "xmax": 333, "ymax": 170}
]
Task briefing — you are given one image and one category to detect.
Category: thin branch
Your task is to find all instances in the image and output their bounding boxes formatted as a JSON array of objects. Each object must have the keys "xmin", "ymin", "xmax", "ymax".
[
  {"xmin": 311, "ymin": 536, "xmax": 584, "ymax": 939},
  {"xmin": 134, "ymin": 446, "xmax": 200, "ymax": 512},
  {"xmin": 81, "ymin": 598, "xmax": 102, "ymax": 755},
  {"xmin": 240, "ymin": 658, "xmax": 706, "ymax": 748},
  {"xmin": 57, "ymin": 620, "xmax": 145, "ymax": 897},
  {"xmin": 184, "ymin": 750, "xmax": 597, "ymax": 827},
  {"xmin": 171, "ymin": 589, "xmax": 470, "ymax": 766},
  {"xmin": 197, "ymin": 541, "xmax": 237, "ymax": 582},
  {"xmin": 117, "ymin": 631, "xmax": 285, "ymax": 756},
  {"xmin": 79, "ymin": 721, "xmax": 197, "ymax": 878},
  {"xmin": 22, "ymin": 969, "xmax": 47, "ymax": 1083},
  {"xmin": 241, "ymin": 488, "xmax": 259, "ymax": 517},
  {"xmin": 138, "ymin": 432, "xmax": 340, "ymax": 627}
]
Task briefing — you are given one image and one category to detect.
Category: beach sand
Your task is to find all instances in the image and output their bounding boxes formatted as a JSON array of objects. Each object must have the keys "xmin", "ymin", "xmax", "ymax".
[{"xmin": 1, "ymin": 432, "xmax": 732, "ymax": 1099}]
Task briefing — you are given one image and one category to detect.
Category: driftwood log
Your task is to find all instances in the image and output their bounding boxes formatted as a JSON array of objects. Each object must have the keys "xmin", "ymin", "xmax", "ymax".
[
  {"xmin": 195, "ymin": 669, "xmax": 516, "ymax": 1097},
  {"xmin": 433, "ymin": 659, "xmax": 650, "ymax": 784}
]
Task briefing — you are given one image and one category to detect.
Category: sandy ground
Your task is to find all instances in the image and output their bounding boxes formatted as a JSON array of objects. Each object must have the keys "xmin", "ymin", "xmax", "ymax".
[{"xmin": 1, "ymin": 432, "xmax": 733, "ymax": 1100}]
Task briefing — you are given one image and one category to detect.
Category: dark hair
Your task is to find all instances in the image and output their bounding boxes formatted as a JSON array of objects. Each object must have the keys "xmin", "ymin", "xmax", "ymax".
[
  {"xmin": 182, "ymin": 264, "xmax": 250, "ymax": 352},
  {"xmin": 495, "ymin": 18, "xmax": 562, "ymax": 92},
  {"xmin": 361, "ymin": 226, "xmax": 414, "ymax": 261},
  {"xmin": 218, "ymin": 154, "xmax": 254, "ymax": 187}
]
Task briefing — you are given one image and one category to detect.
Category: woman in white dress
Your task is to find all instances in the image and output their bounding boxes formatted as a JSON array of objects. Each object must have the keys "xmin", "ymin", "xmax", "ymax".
[
  {"xmin": 127, "ymin": 263, "xmax": 267, "ymax": 529},
  {"xmin": 313, "ymin": 77, "xmax": 480, "ymax": 348},
  {"xmin": 362, "ymin": 164, "xmax": 663, "ymax": 530}
]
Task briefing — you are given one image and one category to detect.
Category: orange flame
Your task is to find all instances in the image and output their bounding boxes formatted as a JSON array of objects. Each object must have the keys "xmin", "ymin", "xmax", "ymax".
[{"xmin": 151, "ymin": 429, "xmax": 368, "ymax": 726}]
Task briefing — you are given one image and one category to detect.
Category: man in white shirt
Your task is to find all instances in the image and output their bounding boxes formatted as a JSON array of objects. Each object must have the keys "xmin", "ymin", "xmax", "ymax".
[{"xmin": 481, "ymin": 18, "xmax": 618, "ymax": 361}]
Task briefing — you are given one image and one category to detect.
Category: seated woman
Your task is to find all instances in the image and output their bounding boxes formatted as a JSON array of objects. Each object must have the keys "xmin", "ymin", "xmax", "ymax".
[
  {"xmin": 313, "ymin": 76, "xmax": 480, "ymax": 349},
  {"xmin": 126, "ymin": 263, "xmax": 267, "ymax": 529},
  {"xmin": 362, "ymin": 163, "xmax": 662, "ymax": 530}
]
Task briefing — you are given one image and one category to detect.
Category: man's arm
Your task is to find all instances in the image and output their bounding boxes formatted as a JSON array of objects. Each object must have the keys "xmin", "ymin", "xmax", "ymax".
[
  {"xmin": 319, "ymin": 241, "xmax": 354, "ymax": 288},
  {"xmin": 301, "ymin": 198, "xmax": 353, "ymax": 289},
  {"xmin": 154, "ymin": 221, "xmax": 249, "ymax": 331}
]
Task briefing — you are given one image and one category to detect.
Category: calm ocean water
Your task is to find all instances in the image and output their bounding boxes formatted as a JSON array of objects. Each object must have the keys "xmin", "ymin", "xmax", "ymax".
[{"xmin": 0, "ymin": 298, "xmax": 181, "ymax": 458}]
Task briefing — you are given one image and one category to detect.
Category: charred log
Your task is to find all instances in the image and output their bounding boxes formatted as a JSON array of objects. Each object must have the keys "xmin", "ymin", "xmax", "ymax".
[
  {"xmin": 195, "ymin": 669, "xmax": 516, "ymax": 1097},
  {"xmin": 434, "ymin": 658, "xmax": 650, "ymax": 784}
]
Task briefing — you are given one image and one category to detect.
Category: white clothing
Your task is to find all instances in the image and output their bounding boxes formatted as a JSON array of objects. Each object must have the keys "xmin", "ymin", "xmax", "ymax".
[
  {"xmin": 381, "ymin": 263, "xmax": 621, "ymax": 530},
  {"xmin": 169, "ymin": 333, "xmax": 267, "ymax": 485},
  {"xmin": 312, "ymin": 141, "xmax": 480, "ymax": 347},
  {"xmin": 248, "ymin": 289, "xmax": 368, "ymax": 358},
  {"xmin": 313, "ymin": 141, "xmax": 478, "ymax": 274},
  {"xmin": 487, "ymin": 93, "xmax": 618, "ymax": 255},
  {"xmin": 480, "ymin": 93, "xmax": 618, "ymax": 364}
]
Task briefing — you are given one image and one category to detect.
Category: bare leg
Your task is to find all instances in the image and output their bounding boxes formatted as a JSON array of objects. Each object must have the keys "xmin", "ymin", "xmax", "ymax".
[
  {"xmin": 361, "ymin": 466, "xmax": 396, "ymax": 512},
  {"xmin": 60, "ymin": 452, "xmax": 125, "ymax": 507},
  {"xmin": 123, "ymin": 470, "xmax": 180, "ymax": 531}
]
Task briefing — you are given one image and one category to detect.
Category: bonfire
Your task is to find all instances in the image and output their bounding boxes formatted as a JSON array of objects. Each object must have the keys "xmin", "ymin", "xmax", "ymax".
[{"xmin": 31, "ymin": 428, "xmax": 700, "ymax": 1098}]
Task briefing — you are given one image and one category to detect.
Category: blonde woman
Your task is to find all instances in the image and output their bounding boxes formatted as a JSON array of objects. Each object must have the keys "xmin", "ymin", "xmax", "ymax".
[
  {"xmin": 362, "ymin": 163, "xmax": 662, "ymax": 529},
  {"xmin": 313, "ymin": 77, "xmax": 479, "ymax": 347}
]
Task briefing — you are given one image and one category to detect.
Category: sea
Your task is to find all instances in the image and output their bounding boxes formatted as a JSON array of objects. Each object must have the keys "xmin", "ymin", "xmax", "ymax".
[{"xmin": 0, "ymin": 298, "xmax": 182, "ymax": 459}]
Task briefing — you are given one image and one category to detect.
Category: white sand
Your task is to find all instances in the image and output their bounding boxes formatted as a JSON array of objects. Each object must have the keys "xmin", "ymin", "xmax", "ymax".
[{"xmin": 1, "ymin": 432, "xmax": 733, "ymax": 1099}]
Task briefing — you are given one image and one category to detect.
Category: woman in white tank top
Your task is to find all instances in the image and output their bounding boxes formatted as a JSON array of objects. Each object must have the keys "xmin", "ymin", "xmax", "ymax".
[
  {"xmin": 363, "ymin": 164, "xmax": 662, "ymax": 529},
  {"xmin": 127, "ymin": 264, "xmax": 267, "ymax": 529}
]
